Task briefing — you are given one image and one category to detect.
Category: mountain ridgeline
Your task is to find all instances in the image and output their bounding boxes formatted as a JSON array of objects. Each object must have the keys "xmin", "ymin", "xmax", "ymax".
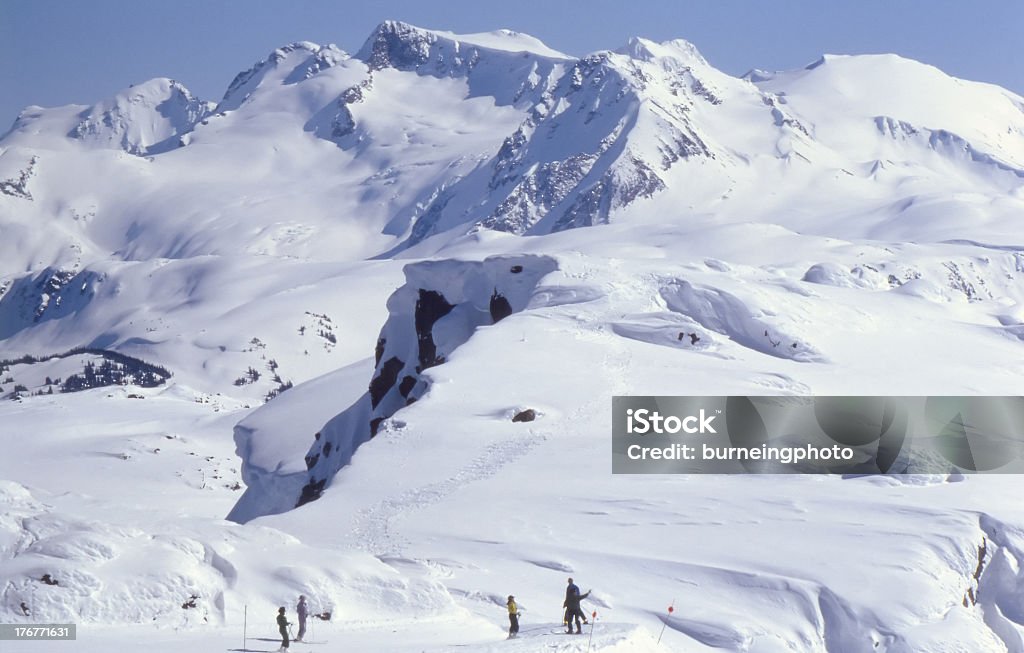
[{"xmin": 3, "ymin": 20, "xmax": 1022, "ymax": 270}]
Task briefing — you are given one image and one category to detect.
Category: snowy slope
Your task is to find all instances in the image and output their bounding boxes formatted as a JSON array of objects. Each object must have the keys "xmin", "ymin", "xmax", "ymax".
[{"xmin": 1, "ymin": 19, "xmax": 1024, "ymax": 653}]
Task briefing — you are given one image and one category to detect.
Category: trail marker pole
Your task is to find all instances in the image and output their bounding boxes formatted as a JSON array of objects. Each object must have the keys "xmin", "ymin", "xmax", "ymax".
[
  {"xmin": 657, "ymin": 600, "xmax": 675, "ymax": 645},
  {"xmin": 587, "ymin": 611, "xmax": 598, "ymax": 652}
]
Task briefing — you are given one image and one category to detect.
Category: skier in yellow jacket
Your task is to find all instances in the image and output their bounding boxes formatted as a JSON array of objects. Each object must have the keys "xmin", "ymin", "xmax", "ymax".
[{"xmin": 506, "ymin": 595, "xmax": 520, "ymax": 639}]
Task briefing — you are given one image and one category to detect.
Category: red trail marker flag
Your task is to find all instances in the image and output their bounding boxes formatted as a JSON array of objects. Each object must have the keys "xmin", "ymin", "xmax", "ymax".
[
  {"xmin": 587, "ymin": 610, "xmax": 599, "ymax": 652},
  {"xmin": 657, "ymin": 600, "xmax": 676, "ymax": 645}
]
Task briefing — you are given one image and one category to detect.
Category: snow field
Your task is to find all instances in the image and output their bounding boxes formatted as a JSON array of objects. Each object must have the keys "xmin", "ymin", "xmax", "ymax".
[{"xmin": 1, "ymin": 18, "xmax": 1024, "ymax": 652}]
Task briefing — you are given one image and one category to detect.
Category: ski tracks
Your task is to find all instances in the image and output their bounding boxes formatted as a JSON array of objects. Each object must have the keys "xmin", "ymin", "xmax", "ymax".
[
  {"xmin": 351, "ymin": 431, "xmax": 547, "ymax": 557},
  {"xmin": 351, "ymin": 325, "xmax": 626, "ymax": 558}
]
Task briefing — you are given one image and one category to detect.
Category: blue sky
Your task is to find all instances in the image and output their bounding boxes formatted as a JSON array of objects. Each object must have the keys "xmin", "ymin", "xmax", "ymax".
[{"xmin": 2, "ymin": 0, "xmax": 1022, "ymax": 129}]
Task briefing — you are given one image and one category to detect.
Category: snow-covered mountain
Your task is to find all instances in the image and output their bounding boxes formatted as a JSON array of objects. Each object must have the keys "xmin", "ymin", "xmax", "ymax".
[
  {"xmin": 2, "ymin": 20, "xmax": 1024, "ymax": 652},
  {"xmin": 3, "ymin": 21, "xmax": 1022, "ymax": 270}
]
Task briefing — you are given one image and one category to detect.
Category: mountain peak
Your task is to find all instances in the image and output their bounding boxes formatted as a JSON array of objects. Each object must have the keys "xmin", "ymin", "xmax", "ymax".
[
  {"xmin": 68, "ymin": 77, "xmax": 212, "ymax": 155},
  {"xmin": 356, "ymin": 20, "xmax": 435, "ymax": 71},
  {"xmin": 356, "ymin": 20, "xmax": 570, "ymax": 72},
  {"xmin": 615, "ymin": 36, "xmax": 708, "ymax": 67},
  {"xmin": 270, "ymin": 41, "xmax": 322, "ymax": 59},
  {"xmin": 217, "ymin": 41, "xmax": 347, "ymax": 112}
]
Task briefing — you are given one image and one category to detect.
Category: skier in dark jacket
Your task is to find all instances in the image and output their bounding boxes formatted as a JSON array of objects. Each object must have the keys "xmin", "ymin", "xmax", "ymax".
[
  {"xmin": 276, "ymin": 606, "xmax": 290, "ymax": 651},
  {"xmin": 563, "ymin": 577, "xmax": 591, "ymax": 634},
  {"xmin": 563, "ymin": 577, "xmax": 579, "ymax": 629}
]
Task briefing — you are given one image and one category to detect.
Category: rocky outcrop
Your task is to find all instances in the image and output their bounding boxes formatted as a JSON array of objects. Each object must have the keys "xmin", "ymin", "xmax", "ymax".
[
  {"xmin": 0, "ymin": 156, "xmax": 37, "ymax": 200},
  {"xmin": 294, "ymin": 255, "xmax": 557, "ymax": 508},
  {"xmin": 0, "ymin": 267, "xmax": 105, "ymax": 340}
]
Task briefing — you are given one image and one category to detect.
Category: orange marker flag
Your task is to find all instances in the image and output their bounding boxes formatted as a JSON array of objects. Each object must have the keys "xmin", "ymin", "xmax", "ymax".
[{"xmin": 587, "ymin": 609, "xmax": 599, "ymax": 651}]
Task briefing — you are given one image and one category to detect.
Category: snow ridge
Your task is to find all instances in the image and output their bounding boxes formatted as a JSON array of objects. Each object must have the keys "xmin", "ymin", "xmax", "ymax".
[
  {"xmin": 217, "ymin": 41, "xmax": 347, "ymax": 112},
  {"xmin": 69, "ymin": 78, "xmax": 213, "ymax": 155}
]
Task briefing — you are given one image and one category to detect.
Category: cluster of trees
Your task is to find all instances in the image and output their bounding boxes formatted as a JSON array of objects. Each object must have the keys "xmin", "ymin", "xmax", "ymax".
[
  {"xmin": 302, "ymin": 312, "xmax": 337, "ymax": 346},
  {"xmin": 0, "ymin": 348, "xmax": 172, "ymax": 399},
  {"xmin": 265, "ymin": 374, "xmax": 293, "ymax": 402},
  {"xmin": 233, "ymin": 366, "xmax": 262, "ymax": 386},
  {"xmin": 61, "ymin": 357, "xmax": 168, "ymax": 392}
]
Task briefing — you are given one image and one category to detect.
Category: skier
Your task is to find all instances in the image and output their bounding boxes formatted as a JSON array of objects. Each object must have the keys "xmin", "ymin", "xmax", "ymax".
[
  {"xmin": 563, "ymin": 577, "xmax": 578, "ymax": 629},
  {"xmin": 276, "ymin": 606, "xmax": 290, "ymax": 651},
  {"xmin": 295, "ymin": 595, "xmax": 308, "ymax": 642},
  {"xmin": 563, "ymin": 577, "xmax": 591, "ymax": 634},
  {"xmin": 506, "ymin": 595, "xmax": 520, "ymax": 639}
]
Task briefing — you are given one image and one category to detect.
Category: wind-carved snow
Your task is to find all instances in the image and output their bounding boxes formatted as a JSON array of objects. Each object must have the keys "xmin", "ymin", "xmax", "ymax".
[
  {"xmin": 974, "ymin": 514, "xmax": 1024, "ymax": 652},
  {"xmin": 660, "ymin": 279, "xmax": 824, "ymax": 361},
  {"xmin": 610, "ymin": 312, "xmax": 719, "ymax": 354}
]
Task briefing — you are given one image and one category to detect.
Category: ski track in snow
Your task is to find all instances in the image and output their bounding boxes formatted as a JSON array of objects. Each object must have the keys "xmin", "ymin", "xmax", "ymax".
[
  {"xmin": 752, "ymin": 372, "xmax": 812, "ymax": 394},
  {"xmin": 599, "ymin": 331, "xmax": 634, "ymax": 400},
  {"xmin": 351, "ymin": 432, "xmax": 548, "ymax": 557}
]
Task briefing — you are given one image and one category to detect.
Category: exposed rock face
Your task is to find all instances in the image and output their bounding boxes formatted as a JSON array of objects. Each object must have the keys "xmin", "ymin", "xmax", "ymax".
[
  {"xmin": 295, "ymin": 255, "xmax": 558, "ymax": 508},
  {"xmin": 369, "ymin": 356, "xmax": 404, "ymax": 409},
  {"xmin": 0, "ymin": 156, "xmax": 37, "ymax": 200},
  {"xmin": 414, "ymin": 290, "xmax": 455, "ymax": 372},
  {"xmin": 489, "ymin": 290, "xmax": 513, "ymax": 323},
  {"xmin": 396, "ymin": 33, "xmax": 743, "ymax": 247},
  {"xmin": 357, "ymin": 21, "xmax": 436, "ymax": 72},
  {"xmin": 0, "ymin": 268, "xmax": 106, "ymax": 340}
]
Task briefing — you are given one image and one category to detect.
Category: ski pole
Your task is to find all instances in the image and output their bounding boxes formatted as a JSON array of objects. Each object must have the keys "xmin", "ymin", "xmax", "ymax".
[{"xmin": 243, "ymin": 604, "xmax": 247, "ymax": 652}]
